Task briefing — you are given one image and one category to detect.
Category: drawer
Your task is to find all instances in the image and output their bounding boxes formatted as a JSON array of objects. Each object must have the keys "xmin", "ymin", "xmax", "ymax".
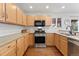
[
  {"xmin": 0, "ymin": 40, "xmax": 16, "ymax": 54},
  {"xmin": 0, "ymin": 45, "xmax": 16, "ymax": 56}
]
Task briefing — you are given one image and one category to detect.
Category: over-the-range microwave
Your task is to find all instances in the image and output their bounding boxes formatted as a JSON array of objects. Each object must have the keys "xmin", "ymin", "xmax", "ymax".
[{"xmin": 34, "ymin": 20, "xmax": 45, "ymax": 27}]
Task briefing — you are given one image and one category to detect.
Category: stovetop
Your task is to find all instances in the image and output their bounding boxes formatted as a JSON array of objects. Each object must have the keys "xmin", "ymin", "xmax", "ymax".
[
  {"xmin": 34, "ymin": 30, "xmax": 46, "ymax": 36},
  {"xmin": 34, "ymin": 31, "xmax": 45, "ymax": 33}
]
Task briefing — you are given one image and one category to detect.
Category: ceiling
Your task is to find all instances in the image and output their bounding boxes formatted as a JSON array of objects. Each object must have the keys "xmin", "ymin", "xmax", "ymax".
[{"xmin": 15, "ymin": 3, "xmax": 79, "ymax": 15}]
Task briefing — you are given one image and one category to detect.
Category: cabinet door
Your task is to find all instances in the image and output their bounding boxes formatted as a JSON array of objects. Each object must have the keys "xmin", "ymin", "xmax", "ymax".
[
  {"xmin": 0, "ymin": 3, "xmax": 5, "ymax": 22},
  {"xmin": 28, "ymin": 33, "xmax": 34, "ymax": 46},
  {"xmin": 55, "ymin": 34, "xmax": 60, "ymax": 50},
  {"xmin": 16, "ymin": 8, "xmax": 23, "ymax": 25},
  {"xmin": 38, "ymin": 16, "xmax": 43, "ymax": 20},
  {"xmin": 46, "ymin": 33, "xmax": 55, "ymax": 46},
  {"xmin": 34, "ymin": 16, "xmax": 39, "ymax": 20},
  {"xmin": 46, "ymin": 16, "xmax": 52, "ymax": 26},
  {"xmin": 27, "ymin": 16, "xmax": 34, "ymax": 26},
  {"xmin": 0, "ymin": 41, "xmax": 16, "ymax": 56},
  {"xmin": 35, "ymin": 16, "xmax": 43, "ymax": 20},
  {"xmin": 60, "ymin": 36, "xmax": 68, "ymax": 56},
  {"xmin": 5, "ymin": 3, "xmax": 17, "ymax": 24},
  {"xmin": 24, "ymin": 33, "xmax": 29, "ymax": 51},
  {"xmin": 41, "ymin": 16, "xmax": 46, "ymax": 20},
  {"xmin": 23, "ymin": 14, "xmax": 27, "ymax": 26},
  {"xmin": 17, "ymin": 37, "xmax": 25, "ymax": 56}
]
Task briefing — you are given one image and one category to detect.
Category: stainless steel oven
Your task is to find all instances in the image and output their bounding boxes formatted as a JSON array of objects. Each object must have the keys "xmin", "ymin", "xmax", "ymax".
[{"xmin": 34, "ymin": 33, "xmax": 46, "ymax": 43}]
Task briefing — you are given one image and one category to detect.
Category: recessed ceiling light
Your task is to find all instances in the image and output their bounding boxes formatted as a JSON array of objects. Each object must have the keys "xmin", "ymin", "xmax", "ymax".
[
  {"xmin": 46, "ymin": 6, "xmax": 49, "ymax": 9},
  {"xmin": 30, "ymin": 6, "xmax": 32, "ymax": 9},
  {"xmin": 61, "ymin": 6, "xmax": 65, "ymax": 9}
]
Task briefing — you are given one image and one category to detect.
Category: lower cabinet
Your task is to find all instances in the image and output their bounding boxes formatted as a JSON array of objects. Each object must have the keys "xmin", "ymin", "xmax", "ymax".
[
  {"xmin": 0, "ymin": 33, "xmax": 68, "ymax": 56},
  {"xmin": 28, "ymin": 33, "xmax": 34, "ymax": 46},
  {"xmin": 0, "ymin": 40, "xmax": 16, "ymax": 56},
  {"xmin": 24, "ymin": 33, "xmax": 29, "ymax": 51},
  {"xmin": 55, "ymin": 34, "xmax": 60, "ymax": 50},
  {"xmin": 0, "ymin": 33, "xmax": 30, "ymax": 56},
  {"xmin": 55, "ymin": 33, "xmax": 68, "ymax": 56},
  {"xmin": 46, "ymin": 33, "xmax": 55, "ymax": 46},
  {"xmin": 60, "ymin": 35, "xmax": 68, "ymax": 56},
  {"xmin": 16, "ymin": 37, "xmax": 25, "ymax": 56}
]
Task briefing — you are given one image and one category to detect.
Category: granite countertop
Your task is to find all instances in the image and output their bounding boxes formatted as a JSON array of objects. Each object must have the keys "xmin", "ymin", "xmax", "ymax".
[
  {"xmin": 0, "ymin": 33, "xmax": 28, "ymax": 47},
  {"xmin": 55, "ymin": 32, "xmax": 79, "ymax": 42}
]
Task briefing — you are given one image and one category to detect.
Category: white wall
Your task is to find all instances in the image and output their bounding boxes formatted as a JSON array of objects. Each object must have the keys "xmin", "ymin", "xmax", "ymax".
[{"xmin": 0, "ymin": 23, "xmax": 24, "ymax": 37}]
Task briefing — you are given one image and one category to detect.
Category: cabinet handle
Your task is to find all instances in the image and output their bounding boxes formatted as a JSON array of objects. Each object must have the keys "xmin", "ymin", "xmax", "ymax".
[
  {"xmin": 8, "ymin": 46, "xmax": 11, "ymax": 48},
  {"xmin": 0, "ymin": 16, "xmax": 4, "ymax": 18},
  {"xmin": 6, "ymin": 13, "xmax": 8, "ymax": 19},
  {"xmin": 0, "ymin": 16, "xmax": 1, "ymax": 19},
  {"xmin": 2, "ymin": 15, "xmax": 5, "ymax": 17},
  {"xmin": 6, "ymin": 15, "xmax": 8, "ymax": 19}
]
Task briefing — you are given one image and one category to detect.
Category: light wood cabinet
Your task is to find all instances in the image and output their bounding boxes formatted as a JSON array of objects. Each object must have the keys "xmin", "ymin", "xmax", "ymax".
[
  {"xmin": 55, "ymin": 33, "xmax": 68, "ymax": 56},
  {"xmin": 27, "ymin": 16, "xmax": 52, "ymax": 26},
  {"xmin": 0, "ymin": 3, "xmax": 27, "ymax": 26},
  {"xmin": 55, "ymin": 34, "xmax": 60, "ymax": 50},
  {"xmin": 16, "ymin": 8, "xmax": 23, "ymax": 25},
  {"xmin": 28, "ymin": 33, "xmax": 34, "ymax": 46},
  {"xmin": 41, "ymin": 16, "xmax": 45, "ymax": 20},
  {"xmin": 60, "ymin": 35, "xmax": 68, "ymax": 56},
  {"xmin": 27, "ymin": 16, "xmax": 35, "ymax": 26},
  {"xmin": 46, "ymin": 33, "xmax": 55, "ymax": 46},
  {"xmin": 24, "ymin": 33, "xmax": 29, "ymax": 51},
  {"xmin": 0, "ymin": 33, "xmax": 30, "ymax": 56},
  {"xmin": 0, "ymin": 3, "xmax": 5, "ymax": 22},
  {"xmin": 35, "ymin": 16, "xmax": 43, "ymax": 20},
  {"xmin": 35, "ymin": 16, "xmax": 52, "ymax": 26},
  {"xmin": 45, "ymin": 16, "xmax": 52, "ymax": 26},
  {"xmin": 0, "ymin": 41, "xmax": 16, "ymax": 56},
  {"xmin": 16, "ymin": 37, "xmax": 25, "ymax": 56},
  {"xmin": 0, "ymin": 3, "xmax": 52, "ymax": 26},
  {"xmin": 23, "ymin": 14, "xmax": 27, "ymax": 26},
  {"xmin": 5, "ymin": 4, "xmax": 17, "ymax": 24}
]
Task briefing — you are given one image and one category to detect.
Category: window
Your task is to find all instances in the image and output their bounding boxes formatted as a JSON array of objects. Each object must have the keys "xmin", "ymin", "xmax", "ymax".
[
  {"xmin": 57, "ymin": 18, "xmax": 61, "ymax": 27},
  {"xmin": 52, "ymin": 18, "xmax": 62, "ymax": 27},
  {"xmin": 52, "ymin": 18, "xmax": 56, "ymax": 26},
  {"xmin": 71, "ymin": 20, "xmax": 78, "ymax": 31}
]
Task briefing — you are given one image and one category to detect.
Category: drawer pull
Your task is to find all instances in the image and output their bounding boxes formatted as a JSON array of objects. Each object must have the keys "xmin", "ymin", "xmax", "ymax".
[{"xmin": 8, "ymin": 46, "xmax": 11, "ymax": 48}]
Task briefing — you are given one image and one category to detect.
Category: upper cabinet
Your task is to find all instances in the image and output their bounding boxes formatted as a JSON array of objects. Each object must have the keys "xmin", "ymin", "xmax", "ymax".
[
  {"xmin": 27, "ymin": 16, "xmax": 35, "ymax": 26},
  {"xmin": 35, "ymin": 16, "xmax": 42, "ymax": 20},
  {"xmin": 35, "ymin": 16, "xmax": 52, "ymax": 26},
  {"xmin": 0, "ymin": 3, "xmax": 52, "ymax": 26},
  {"xmin": 28, "ymin": 16, "xmax": 52, "ymax": 26},
  {"xmin": 0, "ymin": 3, "xmax": 6, "ymax": 22},
  {"xmin": 5, "ymin": 4, "xmax": 17, "ymax": 24},
  {"xmin": 16, "ymin": 8, "xmax": 23, "ymax": 25},
  {"xmin": 22, "ymin": 14, "xmax": 27, "ymax": 26},
  {"xmin": 45, "ymin": 16, "xmax": 52, "ymax": 26}
]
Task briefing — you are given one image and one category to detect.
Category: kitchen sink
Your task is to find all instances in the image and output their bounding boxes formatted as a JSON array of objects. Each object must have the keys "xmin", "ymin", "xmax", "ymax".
[{"xmin": 60, "ymin": 33, "xmax": 73, "ymax": 36}]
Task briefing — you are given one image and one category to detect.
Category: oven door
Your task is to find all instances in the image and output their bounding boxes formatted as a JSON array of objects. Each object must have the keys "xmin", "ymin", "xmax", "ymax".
[{"xmin": 35, "ymin": 36, "xmax": 45, "ymax": 43}]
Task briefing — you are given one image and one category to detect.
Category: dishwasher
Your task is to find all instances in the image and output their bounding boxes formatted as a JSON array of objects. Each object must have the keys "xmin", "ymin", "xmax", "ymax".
[{"xmin": 68, "ymin": 38, "xmax": 79, "ymax": 56}]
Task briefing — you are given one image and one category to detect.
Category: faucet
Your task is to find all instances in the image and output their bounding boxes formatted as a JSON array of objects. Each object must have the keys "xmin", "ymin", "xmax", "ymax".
[{"xmin": 66, "ymin": 25, "xmax": 73, "ymax": 35}]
